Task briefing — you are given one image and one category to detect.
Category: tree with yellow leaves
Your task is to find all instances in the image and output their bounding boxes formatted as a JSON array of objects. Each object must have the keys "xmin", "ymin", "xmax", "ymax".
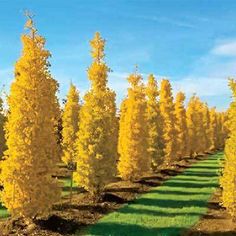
[
  {"xmin": 118, "ymin": 72, "xmax": 150, "ymax": 180},
  {"xmin": 0, "ymin": 16, "xmax": 61, "ymax": 219},
  {"xmin": 74, "ymin": 32, "xmax": 118, "ymax": 197},
  {"xmin": 62, "ymin": 83, "xmax": 80, "ymax": 165},
  {"xmin": 159, "ymin": 79, "xmax": 176, "ymax": 164},
  {"xmin": 186, "ymin": 95, "xmax": 205, "ymax": 156},
  {"xmin": 219, "ymin": 112, "xmax": 228, "ymax": 146},
  {"xmin": 201, "ymin": 103, "xmax": 211, "ymax": 152},
  {"xmin": 220, "ymin": 79, "xmax": 236, "ymax": 219},
  {"xmin": 209, "ymin": 107, "xmax": 218, "ymax": 151},
  {"xmin": 0, "ymin": 97, "xmax": 6, "ymax": 159},
  {"xmin": 174, "ymin": 91, "xmax": 188, "ymax": 159},
  {"xmin": 146, "ymin": 74, "xmax": 164, "ymax": 170}
]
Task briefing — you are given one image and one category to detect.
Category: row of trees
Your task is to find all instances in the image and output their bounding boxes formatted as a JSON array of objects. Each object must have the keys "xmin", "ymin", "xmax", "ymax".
[{"xmin": 0, "ymin": 18, "xmax": 227, "ymax": 219}]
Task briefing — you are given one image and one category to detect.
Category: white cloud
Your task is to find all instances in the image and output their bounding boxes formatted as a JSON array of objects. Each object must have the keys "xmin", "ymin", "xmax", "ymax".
[
  {"xmin": 211, "ymin": 40, "xmax": 236, "ymax": 56},
  {"xmin": 171, "ymin": 76, "xmax": 229, "ymax": 97},
  {"xmin": 136, "ymin": 15, "xmax": 196, "ymax": 29}
]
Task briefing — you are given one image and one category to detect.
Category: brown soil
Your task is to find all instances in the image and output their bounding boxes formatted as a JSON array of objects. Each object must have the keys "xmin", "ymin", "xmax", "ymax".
[
  {"xmin": 184, "ymin": 189, "xmax": 236, "ymax": 236},
  {"xmin": 0, "ymin": 154, "xmax": 212, "ymax": 236}
]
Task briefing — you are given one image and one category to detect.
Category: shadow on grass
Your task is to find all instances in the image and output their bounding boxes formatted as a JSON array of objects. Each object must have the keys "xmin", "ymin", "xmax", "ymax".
[
  {"xmin": 170, "ymin": 177, "xmax": 211, "ymax": 182},
  {"xmin": 188, "ymin": 166, "xmax": 219, "ymax": 170},
  {"xmin": 149, "ymin": 189, "xmax": 209, "ymax": 196},
  {"xmin": 163, "ymin": 181, "xmax": 218, "ymax": 188},
  {"xmin": 183, "ymin": 171, "xmax": 219, "ymax": 177},
  {"xmin": 118, "ymin": 207, "xmax": 202, "ymax": 217},
  {"xmin": 132, "ymin": 198, "xmax": 207, "ymax": 208},
  {"xmin": 87, "ymin": 222, "xmax": 187, "ymax": 236}
]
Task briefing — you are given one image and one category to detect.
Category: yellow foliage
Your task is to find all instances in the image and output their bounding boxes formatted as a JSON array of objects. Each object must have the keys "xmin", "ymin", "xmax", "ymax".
[
  {"xmin": 186, "ymin": 95, "xmax": 205, "ymax": 156},
  {"xmin": 74, "ymin": 32, "xmax": 118, "ymax": 196},
  {"xmin": 146, "ymin": 74, "xmax": 164, "ymax": 170},
  {"xmin": 62, "ymin": 84, "xmax": 80, "ymax": 164},
  {"xmin": 209, "ymin": 107, "xmax": 218, "ymax": 151},
  {"xmin": 159, "ymin": 79, "xmax": 176, "ymax": 164},
  {"xmin": 220, "ymin": 78, "xmax": 236, "ymax": 218},
  {"xmin": 201, "ymin": 103, "xmax": 211, "ymax": 152},
  {"xmin": 0, "ymin": 97, "xmax": 6, "ymax": 159},
  {"xmin": 118, "ymin": 73, "xmax": 150, "ymax": 180},
  {"xmin": 0, "ymin": 18, "xmax": 61, "ymax": 218},
  {"xmin": 174, "ymin": 91, "xmax": 188, "ymax": 159}
]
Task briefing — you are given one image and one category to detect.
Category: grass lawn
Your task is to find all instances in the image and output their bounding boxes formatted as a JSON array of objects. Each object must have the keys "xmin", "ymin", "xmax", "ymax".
[{"xmin": 82, "ymin": 152, "xmax": 223, "ymax": 236}]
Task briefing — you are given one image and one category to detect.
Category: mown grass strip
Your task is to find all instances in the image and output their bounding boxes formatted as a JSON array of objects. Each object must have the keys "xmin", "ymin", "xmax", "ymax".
[{"xmin": 83, "ymin": 152, "xmax": 223, "ymax": 236}]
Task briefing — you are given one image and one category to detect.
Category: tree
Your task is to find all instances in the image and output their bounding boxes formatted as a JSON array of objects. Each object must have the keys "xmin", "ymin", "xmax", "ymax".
[
  {"xmin": 159, "ymin": 79, "xmax": 176, "ymax": 164},
  {"xmin": 220, "ymin": 79, "xmax": 236, "ymax": 219},
  {"xmin": 0, "ymin": 16, "xmax": 61, "ymax": 219},
  {"xmin": 186, "ymin": 95, "xmax": 204, "ymax": 156},
  {"xmin": 209, "ymin": 107, "xmax": 218, "ymax": 151},
  {"xmin": 118, "ymin": 72, "xmax": 150, "ymax": 180},
  {"xmin": 74, "ymin": 32, "xmax": 118, "ymax": 197},
  {"xmin": 146, "ymin": 74, "xmax": 164, "ymax": 170},
  {"xmin": 0, "ymin": 96, "xmax": 6, "ymax": 159},
  {"xmin": 201, "ymin": 103, "xmax": 211, "ymax": 152},
  {"xmin": 62, "ymin": 84, "xmax": 80, "ymax": 165},
  {"xmin": 174, "ymin": 91, "xmax": 188, "ymax": 159}
]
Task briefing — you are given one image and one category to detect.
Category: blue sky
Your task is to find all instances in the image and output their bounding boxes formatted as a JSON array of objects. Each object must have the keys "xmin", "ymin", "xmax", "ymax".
[{"xmin": 0, "ymin": 0, "xmax": 236, "ymax": 110}]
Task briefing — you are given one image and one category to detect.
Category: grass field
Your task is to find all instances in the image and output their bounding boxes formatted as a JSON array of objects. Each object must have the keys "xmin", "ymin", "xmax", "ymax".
[{"xmin": 82, "ymin": 152, "xmax": 223, "ymax": 236}]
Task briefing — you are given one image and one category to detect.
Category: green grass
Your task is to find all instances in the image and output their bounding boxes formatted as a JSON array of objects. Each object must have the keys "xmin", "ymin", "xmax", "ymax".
[
  {"xmin": 0, "ymin": 203, "xmax": 9, "ymax": 219},
  {"xmin": 61, "ymin": 176, "xmax": 78, "ymax": 197},
  {"xmin": 81, "ymin": 152, "xmax": 223, "ymax": 236}
]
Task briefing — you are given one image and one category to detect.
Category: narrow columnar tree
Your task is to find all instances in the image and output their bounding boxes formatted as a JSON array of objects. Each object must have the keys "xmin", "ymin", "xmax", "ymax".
[
  {"xmin": 118, "ymin": 72, "xmax": 150, "ymax": 180},
  {"xmin": 209, "ymin": 107, "xmax": 218, "ymax": 151},
  {"xmin": 0, "ymin": 97, "xmax": 6, "ymax": 159},
  {"xmin": 146, "ymin": 74, "xmax": 164, "ymax": 170},
  {"xmin": 62, "ymin": 84, "xmax": 80, "ymax": 165},
  {"xmin": 0, "ymin": 17, "xmax": 61, "ymax": 218},
  {"xmin": 159, "ymin": 79, "xmax": 176, "ymax": 164},
  {"xmin": 74, "ymin": 32, "xmax": 118, "ymax": 196},
  {"xmin": 202, "ymin": 103, "xmax": 211, "ymax": 152},
  {"xmin": 216, "ymin": 112, "xmax": 227, "ymax": 149},
  {"xmin": 174, "ymin": 91, "xmax": 188, "ymax": 159},
  {"xmin": 196, "ymin": 99, "xmax": 206, "ymax": 154},
  {"xmin": 220, "ymin": 79, "xmax": 236, "ymax": 219},
  {"xmin": 220, "ymin": 112, "xmax": 228, "ymax": 146},
  {"xmin": 186, "ymin": 95, "xmax": 204, "ymax": 156}
]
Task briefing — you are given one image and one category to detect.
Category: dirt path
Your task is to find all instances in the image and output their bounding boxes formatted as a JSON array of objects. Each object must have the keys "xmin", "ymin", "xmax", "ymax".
[{"xmin": 81, "ymin": 152, "xmax": 224, "ymax": 236}]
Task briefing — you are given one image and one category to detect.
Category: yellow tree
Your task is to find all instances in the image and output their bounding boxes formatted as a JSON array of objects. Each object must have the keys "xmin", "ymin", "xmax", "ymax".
[
  {"xmin": 118, "ymin": 72, "xmax": 150, "ymax": 180},
  {"xmin": 62, "ymin": 83, "xmax": 80, "ymax": 165},
  {"xmin": 201, "ymin": 103, "xmax": 211, "ymax": 152},
  {"xmin": 74, "ymin": 32, "xmax": 118, "ymax": 196},
  {"xmin": 0, "ymin": 96, "xmax": 6, "ymax": 159},
  {"xmin": 216, "ymin": 112, "xmax": 227, "ymax": 149},
  {"xmin": 174, "ymin": 91, "xmax": 188, "ymax": 159},
  {"xmin": 146, "ymin": 74, "xmax": 164, "ymax": 170},
  {"xmin": 220, "ymin": 79, "xmax": 236, "ymax": 219},
  {"xmin": 0, "ymin": 17, "xmax": 61, "ymax": 219},
  {"xmin": 209, "ymin": 107, "xmax": 218, "ymax": 151},
  {"xmin": 159, "ymin": 79, "xmax": 176, "ymax": 164},
  {"xmin": 220, "ymin": 112, "xmax": 228, "ymax": 146},
  {"xmin": 186, "ymin": 95, "xmax": 204, "ymax": 156}
]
